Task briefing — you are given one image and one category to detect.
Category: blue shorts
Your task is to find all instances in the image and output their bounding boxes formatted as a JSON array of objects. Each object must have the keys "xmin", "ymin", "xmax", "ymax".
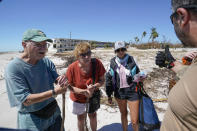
[
  {"xmin": 114, "ymin": 86, "xmax": 139, "ymax": 101},
  {"xmin": 18, "ymin": 107, "xmax": 61, "ymax": 131}
]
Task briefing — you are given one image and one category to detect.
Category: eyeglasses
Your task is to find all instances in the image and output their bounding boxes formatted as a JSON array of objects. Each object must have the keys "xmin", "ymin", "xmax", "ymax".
[
  {"xmin": 80, "ymin": 50, "xmax": 91, "ymax": 57},
  {"xmin": 28, "ymin": 41, "xmax": 49, "ymax": 48},
  {"xmin": 170, "ymin": 4, "xmax": 197, "ymax": 24},
  {"xmin": 170, "ymin": 12, "xmax": 178, "ymax": 24},
  {"xmin": 115, "ymin": 48, "xmax": 126, "ymax": 53}
]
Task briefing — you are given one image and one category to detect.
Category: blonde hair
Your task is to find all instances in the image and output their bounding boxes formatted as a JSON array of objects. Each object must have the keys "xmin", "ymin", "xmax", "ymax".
[{"xmin": 73, "ymin": 42, "xmax": 91, "ymax": 58}]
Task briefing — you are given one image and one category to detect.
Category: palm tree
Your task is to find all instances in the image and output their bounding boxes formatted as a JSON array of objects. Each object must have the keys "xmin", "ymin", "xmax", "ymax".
[
  {"xmin": 134, "ymin": 37, "xmax": 139, "ymax": 44},
  {"xmin": 149, "ymin": 27, "xmax": 159, "ymax": 42},
  {"xmin": 141, "ymin": 31, "xmax": 147, "ymax": 42}
]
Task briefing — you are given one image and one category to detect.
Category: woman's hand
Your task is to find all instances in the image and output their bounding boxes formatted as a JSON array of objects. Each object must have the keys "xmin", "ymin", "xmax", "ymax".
[
  {"xmin": 86, "ymin": 84, "xmax": 95, "ymax": 98},
  {"xmin": 87, "ymin": 84, "xmax": 95, "ymax": 91},
  {"xmin": 133, "ymin": 72, "xmax": 147, "ymax": 83},
  {"xmin": 82, "ymin": 89, "xmax": 93, "ymax": 98}
]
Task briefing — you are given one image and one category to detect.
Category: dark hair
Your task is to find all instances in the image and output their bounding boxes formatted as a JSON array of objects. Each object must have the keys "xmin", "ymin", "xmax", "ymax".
[{"xmin": 172, "ymin": 0, "xmax": 197, "ymax": 12}]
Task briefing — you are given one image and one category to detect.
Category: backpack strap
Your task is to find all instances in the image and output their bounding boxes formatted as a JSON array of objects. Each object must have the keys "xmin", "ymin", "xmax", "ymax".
[{"xmin": 91, "ymin": 58, "xmax": 97, "ymax": 84}]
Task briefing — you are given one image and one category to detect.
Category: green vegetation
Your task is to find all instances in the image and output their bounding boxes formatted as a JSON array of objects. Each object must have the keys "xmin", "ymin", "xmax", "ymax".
[
  {"xmin": 129, "ymin": 27, "xmax": 183, "ymax": 49},
  {"xmin": 130, "ymin": 42, "xmax": 183, "ymax": 49},
  {"xmin": 149, "ymin": 27, "xmax": 159, "ymax": 42}
]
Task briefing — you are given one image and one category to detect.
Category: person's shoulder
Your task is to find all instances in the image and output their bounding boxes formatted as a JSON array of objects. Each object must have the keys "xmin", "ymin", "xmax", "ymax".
[
  {"xmin": 68, "ymin": 60, "xmax": 78, "ymax": 69},
  {"xmin": 110, "ymin": 57, "xmax": 116, "ymax": 63},
  {"xmin": 42, "ymin": 57, "xmax": 54, "ymax": 64},
  {"xmin": 127, "ymin": 54, "xmax": 134, "ymax": 59},
  {"xmin": 42, "ymin": 57, "xmax": 59, "ymax": 68},
  {"xmin": 6, "ymin": 58, "xmax": 21, "ymax": 69},
  {"xmin": 109, "ymin": 57, "xmax": 117, "ymax": 69},
  {"xmin": 127, "ymin": 55, "xmax": 135, "ymax": 63},
  {"xmin": 93, "ymin": 58, "xmax": 105, "ymax": 68},
  {"xmin": 93, "ymin": 58, "xmax": 101, "ymax": 64},
  {"xmin": 5, "ymin": 58, "xmax": 23, "ymax": 74}
]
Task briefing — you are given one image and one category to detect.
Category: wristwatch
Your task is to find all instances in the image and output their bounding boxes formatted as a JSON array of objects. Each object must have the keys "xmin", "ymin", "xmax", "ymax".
[{"xmin": 52, "ymin": 89, "xmax": 57, "ymax": 98}]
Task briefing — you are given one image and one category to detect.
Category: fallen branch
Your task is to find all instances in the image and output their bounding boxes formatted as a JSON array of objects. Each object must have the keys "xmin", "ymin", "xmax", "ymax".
[{"xmin": 152, "ymin": 98, "xmax": 167, "ymax": 102}]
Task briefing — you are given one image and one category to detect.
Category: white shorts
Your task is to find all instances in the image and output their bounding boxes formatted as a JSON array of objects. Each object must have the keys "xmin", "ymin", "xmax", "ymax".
[{"xmin": 68, "ymin": 98, "xmax": 87, "ymax": 115}]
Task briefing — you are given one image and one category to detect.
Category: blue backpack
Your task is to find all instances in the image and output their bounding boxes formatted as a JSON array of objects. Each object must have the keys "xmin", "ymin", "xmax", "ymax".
[{"xmin": 138, "ymin": 83, "xmax": 160, "ymax": 131}]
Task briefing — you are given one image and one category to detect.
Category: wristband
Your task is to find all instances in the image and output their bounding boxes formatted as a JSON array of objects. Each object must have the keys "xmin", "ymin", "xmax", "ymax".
[{"xmin": 52, "ymin": 89, "xmax": 57, "ymax": 98}]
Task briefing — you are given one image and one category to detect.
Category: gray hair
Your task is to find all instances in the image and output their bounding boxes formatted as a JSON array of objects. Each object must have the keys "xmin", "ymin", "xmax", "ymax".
[{"xmin": 171, "ymin": 0, "xmax": 197, "ymax": 12}]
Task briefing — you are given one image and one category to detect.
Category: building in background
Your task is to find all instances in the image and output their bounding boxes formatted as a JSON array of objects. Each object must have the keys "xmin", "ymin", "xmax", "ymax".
[{"xmin": 48, "ymin": 38, "xmax": 114, "ymax": 53}]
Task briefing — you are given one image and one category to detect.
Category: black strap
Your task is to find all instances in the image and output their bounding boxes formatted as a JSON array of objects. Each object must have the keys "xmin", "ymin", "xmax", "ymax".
[
  {"xmin": 30, "ymin": 100, "xmax": 57, "ymax": 119},
  {"xmin": 138, "ymin": 83, "xmax": 147, "ymax": 125},
  {"xmin": 91, "ymin": 58, "xmax": 96, "ymax": 84},
  {"xmin": 140, "ymin": 95, "xmax": 145, "ymax": 124}
]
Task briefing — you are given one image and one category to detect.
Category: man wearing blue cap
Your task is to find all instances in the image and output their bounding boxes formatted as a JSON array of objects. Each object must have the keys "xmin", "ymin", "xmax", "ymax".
[{"xmin": 5, "ymin": 29, "xmax": 68, "ymax": 131}]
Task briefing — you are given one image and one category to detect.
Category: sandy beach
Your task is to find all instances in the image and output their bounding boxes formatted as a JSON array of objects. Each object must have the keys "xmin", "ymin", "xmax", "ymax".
[{"xmin": 0, "ymin": 48, "xmax": 196, "ymax": 130}]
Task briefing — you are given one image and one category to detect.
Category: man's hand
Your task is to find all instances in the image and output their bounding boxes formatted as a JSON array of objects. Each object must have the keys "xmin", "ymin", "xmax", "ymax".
[
  {"xmin": 54, "ymin": 75, "xmax": 69, "ymax": 94},
  {"xmin": 184, "ymin": 51, "xmax": 197, "ymax": 60},
  {"xmin": 56, "ymin": 75, "xmax": 68, "ymax": 88},
  {"xmin": 182, "ymin": 51, "xmax": 197, "ymax": 65}
]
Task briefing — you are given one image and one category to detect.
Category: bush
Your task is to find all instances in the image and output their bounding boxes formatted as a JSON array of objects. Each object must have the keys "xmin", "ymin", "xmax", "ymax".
[{"xmin": 130, "ymin": 42, "xmax": 182, "ymax": 49}]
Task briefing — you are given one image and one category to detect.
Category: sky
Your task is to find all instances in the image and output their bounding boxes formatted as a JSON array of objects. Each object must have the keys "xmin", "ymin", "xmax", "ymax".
[{"xmin": 0, "ymin": 0, "xmax": 180, "ymax": 52}]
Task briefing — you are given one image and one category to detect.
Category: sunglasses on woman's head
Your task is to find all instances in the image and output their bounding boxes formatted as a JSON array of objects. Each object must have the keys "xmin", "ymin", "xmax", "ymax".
[
  {"xmin": 116, "ymin": 48, "xmax": 126, "ymax": 53},
  {"xmin": 80, "ymin": 50, "xmax": 91, "ymax": 57}
]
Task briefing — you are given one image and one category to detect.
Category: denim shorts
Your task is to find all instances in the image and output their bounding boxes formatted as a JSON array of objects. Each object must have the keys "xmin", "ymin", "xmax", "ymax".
[
  {"xmin": 17, "ymin": 107, "xmax": 61, "ymax": 131},
  {"xmin": 114, "ymin": 86, "xmax": 139, "ymax": 101}
]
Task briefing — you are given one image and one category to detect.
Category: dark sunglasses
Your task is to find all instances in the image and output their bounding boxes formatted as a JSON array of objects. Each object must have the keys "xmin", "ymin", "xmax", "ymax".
[
  {"xmin": 115, "ymin": 48, "xmax": 126, "ymax": 53},
  {"xmin": 170, "ymin": 4, "xmax": 197, "ymax": 24},
  {"xmin": 170, "ymin": 12, "xmax": 178, "ymax": 24},
  {"xmin": 80, "ymin": 50, "xmax": 91, "ymax": 57}
]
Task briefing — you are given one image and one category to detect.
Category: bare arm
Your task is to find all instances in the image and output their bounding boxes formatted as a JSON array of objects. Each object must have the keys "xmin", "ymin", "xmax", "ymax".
[
  {"xmin": 171, "ymin": 61, "xmax": 187, "ymax": 72},
  {"xmin": 23, "ymin": 75, "xmax": 68, "ymax": 106},
  {"xmin": 68, "ymin": 85, "xmax": 93, "ymax": 98},
  {"xmin": 68, "ymin": 75, "xmax": 105, "ymax": 97},
  {"xmin": 69, "ymin": 85, "xmax": 88, "ymax": 94},
  {"xmin": 93, "ymin": 75, "xmax": 105, "ymax": 89},
  {"xmin": 172, "ymin": 51, "xmax": 197, "ymax": 73},
  {"xmin": 23, "ymin": 86, "xmax": 67, "ymax": 106}
]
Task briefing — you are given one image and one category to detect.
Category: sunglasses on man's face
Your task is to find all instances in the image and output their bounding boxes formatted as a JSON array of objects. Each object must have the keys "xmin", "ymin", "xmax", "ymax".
[
  {"xmin": 116, "ymin": 48, "xmax": 126, "ymax": 53},
  {"xmin": 170, "ymin": 4, "xmax": 197, "ymax": 24},
  {"xmin": 80, "ymin": 50, "xmax": 91, "ymax": 57},
  {"xmin": 170, "ymin": 12, "xmax": 178, "ymax": 24}
]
